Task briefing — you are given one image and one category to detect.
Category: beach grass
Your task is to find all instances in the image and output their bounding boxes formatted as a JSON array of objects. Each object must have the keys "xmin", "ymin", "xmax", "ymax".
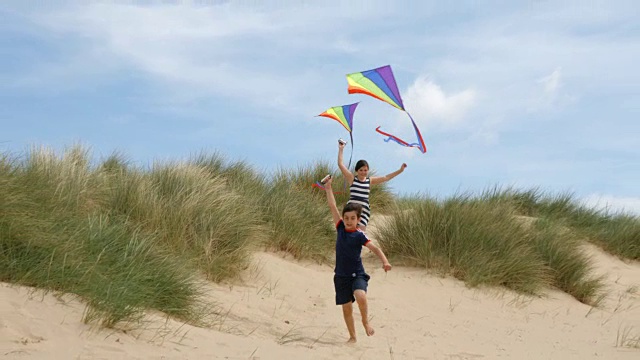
[
  {"xmin": 1, "ymin": 145, "xmax": 637, "ymax": 329},
  {"xmin": 379, "ymin": 194, "xmax": 552, "ymax": 295},
  {"xmin": 0, "ymin": 146, "xmax": 208, "ymax": 327},
  {"xmin": 481, "ymin": 187, "xmax": 640, "ymax": 260},
  {"xmin": 381, "ymin": 191, "xmax": 611, "ymax": 304}
]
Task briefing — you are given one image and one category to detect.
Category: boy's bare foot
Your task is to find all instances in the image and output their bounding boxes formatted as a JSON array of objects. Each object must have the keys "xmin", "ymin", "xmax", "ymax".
[
  {"xmin": 347, "ymin": 337, "xmax": 357, "ymax": 344},
  {"xmin": 363, "ymin": 323, "xmax": 375, "ymax": 336}
]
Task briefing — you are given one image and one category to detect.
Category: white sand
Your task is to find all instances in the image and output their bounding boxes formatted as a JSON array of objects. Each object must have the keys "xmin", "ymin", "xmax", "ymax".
[{"xmin": 1, "ymin": 225, "xmax": 639, "ymax": 359}]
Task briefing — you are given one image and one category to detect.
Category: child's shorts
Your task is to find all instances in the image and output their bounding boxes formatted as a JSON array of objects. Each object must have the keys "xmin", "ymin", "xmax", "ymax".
[{"xmin": 334, "ymin": 273, "xmax": 370, "ymax": 305}]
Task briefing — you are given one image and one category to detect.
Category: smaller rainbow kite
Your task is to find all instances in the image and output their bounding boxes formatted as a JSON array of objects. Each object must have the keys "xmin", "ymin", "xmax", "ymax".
[
  {"xmin": 317, "ymin": 102, "xmax": 359, "ymax": 168},
  {"xmin": 347, "ymin": 65, "xmax": 427, "ymax": 153}
]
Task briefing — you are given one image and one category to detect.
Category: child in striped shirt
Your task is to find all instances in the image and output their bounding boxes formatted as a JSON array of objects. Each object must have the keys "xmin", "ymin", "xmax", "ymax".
[{"xmin": 337, "ymin": 141, "xmax": 407, "ymax": 232}]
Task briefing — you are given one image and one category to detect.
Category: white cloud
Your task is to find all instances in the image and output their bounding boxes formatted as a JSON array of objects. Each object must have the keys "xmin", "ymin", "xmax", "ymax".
[
  {"xmin": 29, "ymin": 4, "xmax": 296, "ymax": 106},
  {"xmin": 22, "ymin": 2, "xmax": 396, "ymax": 111},
  {"xmin": 528, "ymin": 67, "xmax": 573, "ymax": 111},
  {"xmin": 12, "ymin": 2, "xmax": 638, "ymax": 122},
  {"xmin": 539, "ymin": 67, "xmax": 562, "ymax": 96},
  {"xmin": 404, "ymin": 77, "xmax": 476, "ymax": 128},
  {"xmin": 582, "ymin": 194, "xmax": 640, "ymax": 216},
  {"xmin": 468, "ymin": 128, "xmax": 499, "ymax": 145}
]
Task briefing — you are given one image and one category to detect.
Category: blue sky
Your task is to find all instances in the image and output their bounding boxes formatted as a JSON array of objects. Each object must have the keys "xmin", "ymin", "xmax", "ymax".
[{"xmin": 1, "ymin": 1, "xmax": 639, "ymax": 214}]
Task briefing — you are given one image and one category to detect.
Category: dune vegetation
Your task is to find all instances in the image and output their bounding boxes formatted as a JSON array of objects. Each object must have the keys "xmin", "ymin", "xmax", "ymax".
[{"xmin": 1, "ymin": 145, "xmax": 638, "ymax": 328}]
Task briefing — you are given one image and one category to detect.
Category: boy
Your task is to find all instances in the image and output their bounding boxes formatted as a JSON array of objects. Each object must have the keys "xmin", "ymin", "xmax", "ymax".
[{"xmin": 321, "ymin": 175, "xmax": 392, "ymax": 343}]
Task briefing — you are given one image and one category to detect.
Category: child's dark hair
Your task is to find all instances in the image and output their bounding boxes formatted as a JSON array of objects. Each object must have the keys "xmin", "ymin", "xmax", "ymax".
[
  {"xmin": 342, "ymin": 202, "xmax": 363, "ymax": 217},
  {"xmin": 355, "ymin": 160, "xmax": 369, "ymax": 171}
]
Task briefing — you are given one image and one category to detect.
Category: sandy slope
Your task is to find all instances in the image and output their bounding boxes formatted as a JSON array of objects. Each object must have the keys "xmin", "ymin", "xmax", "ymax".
[{"xmin": 1, "ymin": 226, "xmax": 639, "ymax": 359}]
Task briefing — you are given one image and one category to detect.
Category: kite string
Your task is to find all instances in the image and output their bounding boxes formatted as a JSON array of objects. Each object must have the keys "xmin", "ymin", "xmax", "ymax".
[{"xmin": 344, "ymin": 132, "xmax": 354, "ymax": 193}]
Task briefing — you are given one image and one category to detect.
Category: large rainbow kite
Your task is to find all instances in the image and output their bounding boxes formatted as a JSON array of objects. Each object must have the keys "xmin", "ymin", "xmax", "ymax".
[
  {"xmin": 317, "ymin": 102, "xmax": 359, "ymax": 167},
  {"xmin": 313, "ymin": 65, "xmax": 426, "ymax": 192},
  {"xmin": 346, "ymin": 65, "xmax": 427, "ymax": 153}
]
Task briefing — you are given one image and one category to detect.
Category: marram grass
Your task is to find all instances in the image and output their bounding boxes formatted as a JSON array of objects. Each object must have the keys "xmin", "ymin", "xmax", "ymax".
[
  {"xmin": 1, "ymin": 145, "xmax": 637, "ymax": 329},
  {"xmin": 380, "ymin": 192, "xmax": 610, "ymax": 305}
]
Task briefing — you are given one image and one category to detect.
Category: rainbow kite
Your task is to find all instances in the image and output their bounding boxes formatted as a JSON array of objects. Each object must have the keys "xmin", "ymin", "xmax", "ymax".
[
  {"xmin": 317, "ymin": 102, "xmax": 359, "ymax": 167},
  {"xmin": 347, "ymin": 65, "xmax": 427, "ymax": 153}
]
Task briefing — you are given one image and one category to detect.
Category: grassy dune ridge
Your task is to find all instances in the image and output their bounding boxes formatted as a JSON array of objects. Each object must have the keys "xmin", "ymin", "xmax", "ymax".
[{"xmin": 1, "ymin": 145, "xmax": 638, "ymax": 328}]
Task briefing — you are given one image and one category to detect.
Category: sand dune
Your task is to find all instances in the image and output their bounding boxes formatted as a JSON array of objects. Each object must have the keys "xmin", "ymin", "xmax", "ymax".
[{"xmin": 1, "ymin": 229, "xmax": 639, "ymax": 359}]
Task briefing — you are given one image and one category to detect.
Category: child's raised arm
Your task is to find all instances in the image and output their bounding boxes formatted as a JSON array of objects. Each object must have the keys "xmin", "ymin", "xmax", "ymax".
[
  {"xmin": 371, "ymin": 163, "xmax": 407, "ymax": 185},
  {"xmin": 322, "ymin": 175, "xmax": 341, "ymax": 224},
  {"xmin": 337, "ymin": 142, "xmax": 354, "ymax": 185}
]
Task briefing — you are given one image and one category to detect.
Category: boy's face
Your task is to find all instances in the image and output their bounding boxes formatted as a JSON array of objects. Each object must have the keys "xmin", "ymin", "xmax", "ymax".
[
  {"xmin": 343, "ymin": 210, "xmax": 360, "ymax": 230},
  {"xmin": 356, "ymin": 165, "xmax": 369, "ymax": 179}
]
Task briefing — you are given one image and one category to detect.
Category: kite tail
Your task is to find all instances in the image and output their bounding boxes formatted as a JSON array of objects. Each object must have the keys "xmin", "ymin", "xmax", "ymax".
[
  {"xmin": 312, "ymin": 182, "xmax": 326, "ymax": 191},
  {"xmin": 374, "ymin": 112, "xmax": 427, "ymax": 153},
  {"xmin": 375, "ymin": 126, "xmax": 412, "ymax": 147},
  {"xmin": 312, "ymin": 182, "xmax": 344, "ymax": 194},
  {"xmin": 348, "ymin": 132, "xmax": 354, "ymax": 169},
  {"xmin": 406, "ymin": 112, "xmax": 427, "ymax": 153}
]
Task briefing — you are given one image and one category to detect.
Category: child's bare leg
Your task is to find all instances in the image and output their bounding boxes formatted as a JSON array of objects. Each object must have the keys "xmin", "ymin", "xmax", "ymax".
[
  {"xmin": 354, "ymin": 290, "xmax": 374, "ymax": 336},
  {"xmin": 341, "ymin": 303, "xmax": 357, "ymax": 342}
]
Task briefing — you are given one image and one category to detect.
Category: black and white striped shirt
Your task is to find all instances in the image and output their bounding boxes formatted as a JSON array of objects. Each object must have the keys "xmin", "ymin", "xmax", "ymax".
[{"xmin": 349, "ymin": 177, "xmax": 370, "ymax": 205}]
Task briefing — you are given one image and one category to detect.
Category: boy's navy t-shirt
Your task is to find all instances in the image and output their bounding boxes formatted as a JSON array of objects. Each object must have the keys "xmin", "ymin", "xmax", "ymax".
[{"xmin": 334, "ymin": 219, "xmax": 371, "ymax": 277}]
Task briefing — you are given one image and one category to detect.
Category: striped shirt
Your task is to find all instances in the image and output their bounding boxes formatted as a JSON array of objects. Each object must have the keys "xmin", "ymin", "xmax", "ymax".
[{"xmin": 348, "ymin": 177, "xmax": 371, "ymax": 227}]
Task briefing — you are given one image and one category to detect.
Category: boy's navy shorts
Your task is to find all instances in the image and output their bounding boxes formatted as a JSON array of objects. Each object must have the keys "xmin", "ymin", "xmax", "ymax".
[{"xmin": 334, "ymin": 273, "xmax": 370, "ymax": 305}]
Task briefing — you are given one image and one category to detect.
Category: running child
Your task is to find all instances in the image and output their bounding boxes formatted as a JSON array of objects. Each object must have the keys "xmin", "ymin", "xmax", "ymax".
[{"xmin": 321, "ymin": 174, "xmax": 392, "ymax": 343}]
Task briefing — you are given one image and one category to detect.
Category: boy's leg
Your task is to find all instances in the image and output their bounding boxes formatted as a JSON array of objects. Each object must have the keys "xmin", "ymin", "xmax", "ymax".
[
  {"xmin": 335, "ymin": 275, "xmax": 357, "ymax": 342},
  {"xmin": 354, "ymin": 289, "xmax": 374, "ymax": 336},
  {"xmin": 341, "ymin": 303, "xmax": 357, "ymax": 342}
]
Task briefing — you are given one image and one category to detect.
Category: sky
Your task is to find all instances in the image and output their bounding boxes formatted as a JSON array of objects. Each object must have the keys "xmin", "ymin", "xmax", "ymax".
[{"xmin": 1, "ymin": 1, "xmax": 639, "ymax": 215}]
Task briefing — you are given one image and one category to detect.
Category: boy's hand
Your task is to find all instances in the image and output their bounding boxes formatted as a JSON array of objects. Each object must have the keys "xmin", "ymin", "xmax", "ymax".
[
  {"xmin": 400, "ymin": 163, "xmax": 407, "ymax": 171},
  {"xmin": 383, "ymin": 262, "xmax": 392, "ymax": 272},
  {"xmin": 338, "ymin": 142, "xmax": 346, "ymax": 150}
]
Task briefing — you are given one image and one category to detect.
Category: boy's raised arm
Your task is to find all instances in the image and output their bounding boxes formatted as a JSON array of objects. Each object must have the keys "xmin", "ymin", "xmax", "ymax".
[{"xmin": 323, "ymin": 175, "xmax": 341, "ymax": 224}]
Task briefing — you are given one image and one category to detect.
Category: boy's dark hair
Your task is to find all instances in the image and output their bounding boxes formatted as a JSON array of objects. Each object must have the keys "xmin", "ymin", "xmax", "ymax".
[
  {"xmin": 355, "ymin": 159, "xmax": 369, "ymax": 171},
  {"xmin": 342, "ymin": 202, "xmax": 362, "ymax": 217}
]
